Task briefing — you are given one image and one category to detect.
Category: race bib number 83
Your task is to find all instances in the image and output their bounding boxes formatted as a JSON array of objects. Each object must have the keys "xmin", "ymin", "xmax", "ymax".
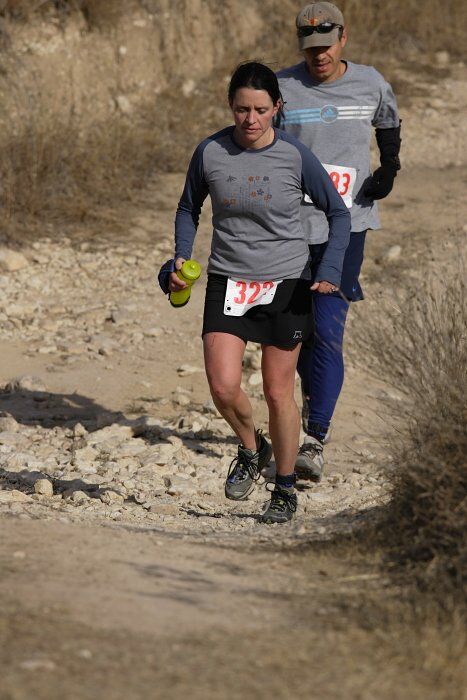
[
  {"xmin": 304, "ymin": 163, "xmax": 357, "ymax": 209},
  {"xmin": 224, "ymin": 278, "xmax": 282, "ymax": 317}
]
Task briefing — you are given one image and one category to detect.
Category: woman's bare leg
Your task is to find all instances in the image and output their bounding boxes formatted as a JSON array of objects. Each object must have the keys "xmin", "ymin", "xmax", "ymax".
[
  {"xmin": 261, "ymin": 344, "xmax": 301, "ymax": 476},
  {"xmin": 203, "ymin": 332, "xmax": 256, "ymax": 451}
]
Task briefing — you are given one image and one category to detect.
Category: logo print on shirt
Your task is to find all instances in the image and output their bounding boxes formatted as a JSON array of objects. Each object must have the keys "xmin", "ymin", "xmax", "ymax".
[
  {"xmin": 293, "ymin": 330, "xmax": 303, "ymax": 339},
  {"xmin": 320, "ymin": 105, "xmax": 339, "ymax": 123}
]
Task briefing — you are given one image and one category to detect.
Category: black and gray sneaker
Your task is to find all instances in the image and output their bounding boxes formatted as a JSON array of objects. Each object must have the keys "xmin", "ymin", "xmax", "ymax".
[
  {"xmin": 225, "ymin": 430, "xmax": 272, "ymax": 501},
  {"xmin": 260, "ymin": 486, "xmax": 297, "ymax": 524},
  {"xmin": 295, "ymin": 436, "xmax": 324, "ymax": 482}
]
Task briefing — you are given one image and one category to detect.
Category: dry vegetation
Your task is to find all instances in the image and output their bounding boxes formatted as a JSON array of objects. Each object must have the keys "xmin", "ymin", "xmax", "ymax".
[
  {"xmin": 352, "ymin": 274, "xmax": 467, "ymax": 602},
  {"xmin": 0, "ymin": 0, "xmax": 466, "ymax": 240}
]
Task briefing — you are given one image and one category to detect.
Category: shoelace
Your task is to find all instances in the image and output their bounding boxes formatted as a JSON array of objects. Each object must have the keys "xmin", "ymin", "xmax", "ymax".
[
  {"xmin": 264, "ymin": 483, "xmax": 297, "ymax": 513},
  {"xmin": 227, "ymin": 450, "xmax": 261, "ymax": 483},
  {"xmin": 298, "ymin": 441, "xmax": 323, "ymax": 456},
  {"xmin": 267, "ymin": 488, "xmax": 297, "ymax": 514}
]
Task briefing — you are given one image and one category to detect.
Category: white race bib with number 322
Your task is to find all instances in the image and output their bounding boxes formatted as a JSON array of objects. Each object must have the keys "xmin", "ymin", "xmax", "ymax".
[
  {"xmin": 304, "ymin": 163, "xmax": 357, "ymax": 209},
  {"xmin": 224, "ymin": 278, "xmax": 282, "ymax": 317}
]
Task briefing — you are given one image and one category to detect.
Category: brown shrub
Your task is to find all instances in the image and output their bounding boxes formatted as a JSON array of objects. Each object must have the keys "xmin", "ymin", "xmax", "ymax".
[{"xmin": 352, "ymin": 274, "xmax": 467, "ymax": 599}]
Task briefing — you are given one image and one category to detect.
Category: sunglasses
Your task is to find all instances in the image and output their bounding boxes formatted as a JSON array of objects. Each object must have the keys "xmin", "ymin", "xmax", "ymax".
[{"xmin": 297, "ymin": 22, "xmax": 343, "ymax": 37}]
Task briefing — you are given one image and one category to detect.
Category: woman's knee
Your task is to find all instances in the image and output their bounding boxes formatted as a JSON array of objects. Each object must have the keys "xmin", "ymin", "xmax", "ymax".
[
  {"xmin": 208, "ymin": 377, "xmax": 241, "ymax": 407},
  {"xmin": 263, "ymin": 380, "xmax": 295, "ymax": 409}
]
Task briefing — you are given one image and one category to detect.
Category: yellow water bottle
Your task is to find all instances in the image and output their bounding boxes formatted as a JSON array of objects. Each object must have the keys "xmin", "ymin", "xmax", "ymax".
[{"xmin": 169, "ymin": 260, "xmax": 202, "ymax": 308}]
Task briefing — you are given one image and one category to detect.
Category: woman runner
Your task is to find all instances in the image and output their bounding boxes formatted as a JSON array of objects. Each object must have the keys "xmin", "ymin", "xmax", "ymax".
[{"xmin": 165, "ymin": 62, "xmax": 350, "ymax": 523}]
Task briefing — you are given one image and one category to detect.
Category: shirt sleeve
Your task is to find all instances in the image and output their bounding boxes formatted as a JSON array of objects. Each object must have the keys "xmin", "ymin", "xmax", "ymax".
[
  {"xmin": 297, "ymin": 142, "xmax": 351, "ymax": 287},
  {"xmin": 372, "ymin": 71, "xmax": 400, "ymax": 129},
  {"xmin": 174, "ymin": 142, "xmax": 209, "ymax": 260}
]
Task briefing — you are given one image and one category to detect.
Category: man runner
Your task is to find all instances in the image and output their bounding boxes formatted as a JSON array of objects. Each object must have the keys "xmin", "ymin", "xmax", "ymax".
[{"xmin": 276, "ymin": 2, "xmax": 401, "ymax": 480}]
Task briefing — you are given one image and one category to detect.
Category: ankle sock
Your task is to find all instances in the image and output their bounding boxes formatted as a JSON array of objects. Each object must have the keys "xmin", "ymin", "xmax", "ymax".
[
  {"xmin": 308, "ymin": 422, "xmax": 328, "ymax": 443},
  {"xmin": 276, "ymin": 473, "xmax": 296, "ymax": 490}
]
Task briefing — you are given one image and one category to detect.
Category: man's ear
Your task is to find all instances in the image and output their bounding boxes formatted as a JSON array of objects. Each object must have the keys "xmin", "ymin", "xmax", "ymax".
[{"xmin": 340, "ymin": 27, "xmax": 348, "ymax": 47}]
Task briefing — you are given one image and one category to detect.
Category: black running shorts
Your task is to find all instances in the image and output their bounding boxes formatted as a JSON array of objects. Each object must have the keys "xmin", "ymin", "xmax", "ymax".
[{"xmin": 202, "ymin": 274, "xmax": 313, "ymax": 348}]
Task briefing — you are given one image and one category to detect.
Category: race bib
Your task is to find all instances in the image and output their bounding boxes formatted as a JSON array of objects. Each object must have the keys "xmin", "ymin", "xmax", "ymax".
[
  {"xmin": 224, "ymin": 278, "xmax": 282, "ymax": 317},
  {"xmin": 304, "ymin": 163, "xmax": 357, "ymax": 209}
]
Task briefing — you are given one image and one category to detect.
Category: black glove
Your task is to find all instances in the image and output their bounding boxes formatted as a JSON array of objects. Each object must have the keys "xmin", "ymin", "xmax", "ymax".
[
  {"xmin": 364, "ymin": 123, "xmax": 402, "ymax": 200},
  {"xmin": 364, "ymin": 164, "xmax": 397, "ymax": 200}
]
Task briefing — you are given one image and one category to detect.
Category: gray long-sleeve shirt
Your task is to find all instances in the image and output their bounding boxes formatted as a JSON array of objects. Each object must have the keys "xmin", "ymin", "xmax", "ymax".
[
  {"xmin": 175, "ymin": 126, "xmax": 350, "ymax": 285},
  {"xmin": 277, "ymin": 61, "xmax": 400, "ymax": 242}
]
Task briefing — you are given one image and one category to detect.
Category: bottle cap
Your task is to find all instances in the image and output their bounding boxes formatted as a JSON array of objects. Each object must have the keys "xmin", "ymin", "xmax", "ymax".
[{"xmin": 181, "ymin": 260, "xmax": 201, "ymax": 282}]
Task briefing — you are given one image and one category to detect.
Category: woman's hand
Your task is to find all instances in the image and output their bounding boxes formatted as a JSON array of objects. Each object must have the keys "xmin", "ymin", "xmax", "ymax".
[
  {"xmin": 168, "ymin": 257, "xmax": 187, "ymax": 292},
  {"xmin": 310, "ymin": 280, "xmax": 339, "ymax": 294}
]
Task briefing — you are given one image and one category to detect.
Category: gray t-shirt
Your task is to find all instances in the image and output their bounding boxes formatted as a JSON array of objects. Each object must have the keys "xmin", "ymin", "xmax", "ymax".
[
  {"xmin": 175, "ymin": 127, "xmax": 350, "ymax": 285},
  {"xmin": 277, "ymin": 61, "xmax": 399, "ymax": 242}
]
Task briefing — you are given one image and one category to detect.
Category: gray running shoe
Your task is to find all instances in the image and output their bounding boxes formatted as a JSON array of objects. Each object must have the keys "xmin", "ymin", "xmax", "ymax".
[
  {"xmin": 225, "ymin": 430, "xmax": 272, "ymax": 501},
  {"xmin": 295, "ymin": 435, "xmax": 324, "ymax": 482},
  {"xmin": 261, "ymin": 486, "xmax": 297, "ymax": 524}
]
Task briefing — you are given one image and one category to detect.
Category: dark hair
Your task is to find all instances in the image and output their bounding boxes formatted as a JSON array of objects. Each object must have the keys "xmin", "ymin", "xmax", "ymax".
[{"xmin": 228, "ymin": 61, "xmax": 282, "ymax": 107}]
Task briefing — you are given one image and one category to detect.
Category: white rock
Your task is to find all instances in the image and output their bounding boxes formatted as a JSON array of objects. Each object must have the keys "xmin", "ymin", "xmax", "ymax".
[
  {"xmin": 115, "ymin": 95, "xmax": 132, "ymax": 115},
  {"xmin": 177, "ymin": 364, "xmax": 203, "ymax": 376},
  {"xmin": 182, "ymin": 79, "xmax": 196, "ymax": 97},
  {"xmin": 0, "ymin": 248, "xmax": 29, "ymax": 272},
  {"xmin": 0, "ymin": 489, "xmax": 32, "ymax": 503},
  {"xmin": 164, "ymin": 474, "xmax": 194, "ymax": 496},
  {"xmin": 34, "ymin": 479, "xmax": 54, "ymax": 496},
  {"xmin": 248, "ymin": 372, "xmax": 263, "ymax": 386},
  {"xmin": 70, "ymin": 490, "xmax": 89, "ymax": 503},
  {"xmin": 73, "ymin": 423, "xmax": 87, "ymax": 438},
  {"xmin": 0, "ymin": 415, "xmax": 19, "ymax": 432},
  {"xmin": 73, "ymin": 446, "xmax": 99, "ymax": 464},
  {"xmin": 100, "ymin": 490, "xmax": 125, "ymax": 505},
  {"xmin": 383, "ymin": 245, "xmax": 402, "ymax": 262},
  {"xmin": 6, "ymin": 375, "xmax": 47, "ymax": 393}
]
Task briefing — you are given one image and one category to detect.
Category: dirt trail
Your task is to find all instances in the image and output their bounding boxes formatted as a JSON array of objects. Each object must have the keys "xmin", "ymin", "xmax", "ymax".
[
  {"xmin": 1, "ymin": 56, "xmax": 467, "ymax": 695},
  {"xmin": 0, "ymin": 161, "xmax": 465, "ymax": 699}
]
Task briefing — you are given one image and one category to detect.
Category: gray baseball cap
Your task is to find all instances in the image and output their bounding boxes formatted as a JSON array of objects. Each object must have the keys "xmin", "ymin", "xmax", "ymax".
[{"xmin": 296, "ymin": 2, "xmax": 344, "ymax": 50}]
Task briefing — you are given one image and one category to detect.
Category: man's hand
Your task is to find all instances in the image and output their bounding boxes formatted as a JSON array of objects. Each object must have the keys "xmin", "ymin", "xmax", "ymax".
[
  {"xmin": 311, "ymin": 280, "xmax": 339, "ymax": 294},
  {"xmin": 364, "ymin": 165, "xmax": 397, "ymax": 200},
  {"xmin": 168, "ymin": 257, "xmax": 186, "ymax": 292}
]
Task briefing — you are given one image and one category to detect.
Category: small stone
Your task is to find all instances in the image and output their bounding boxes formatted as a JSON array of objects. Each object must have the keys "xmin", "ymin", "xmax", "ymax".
[
  {"xmin": 73, "ymin": 446, "xmax": 99, "ymax": 464},
  {"xmin": 383, "ymin": 245, "xmax": 401, "ymax": 262},
  {"xmin": 177, "ymin": 364, "xmax": 203, "ymax": 376},
  {"xmin": 0, "ymin": 248, "xmax": 29, "ymax": 272},
  {"xmin": 73, "ymin": 423, "xmax": 87, "ymax": 438},
  {"xmin": 435, "ymin": 50, "xmax": 449, "ymax": 66},
  {"xmin": 116, "ymin": 95, "xmax": 132, "ymax": 114},
  {"xmin": 0, "ymin": 415, "xmax": 19, "ymax": 432},
  {"xmin": 149, "ymin": 502, "xmax": 179, "ymax": 515},
  {"xmin": 100, "ymin": 490, "xmax": 125, "ymax": 505},
  {"xmin": 13, "ymin": 550, "xmax": 26, "ymax": 559},
  {"xmin": 345, "ymin": 473, "xmax": 362, "ymax": 487},
  {"xmin": 248, "ymin": 372, "xmax": 263, "ymax": 386},
  {"xmin": 71, "ymin": 490, "xmax": 89, "ymax": 503},
  {"xmin": 0, "ymin": 489, "xmax": 32, "ymax": 503},
  {"xmin": 6, "ymin": 375, "xmax": 47, "ymax": 393},
  {"xmin": 34, "ymin": 479, "xmax": 54, "ymax": 497},
  {"xmin": 327, "ymin": 473, "xmax": 344, "ymax": 485},
  {"xmin": 182, "ymin": 79, "xmax": 196, "ymax": 97},
  {"xmin": 164, "ymin": 474, "xmax": 194, "ymax": 496},
  {"xmin": 144, "ymin": 327, "xmax": 163, "ymax": 337}
]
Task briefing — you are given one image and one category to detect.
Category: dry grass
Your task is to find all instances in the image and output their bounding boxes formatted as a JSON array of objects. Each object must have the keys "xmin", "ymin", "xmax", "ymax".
[
  {"xmin": 340, "ymin": 0, "xmax": 466, "ymax": 56},
  {"xmin": 0, "ymin": 0, "xmax": 465, "ymax": 240},
  {"xmin": 352, "ymin": 273, "xmax": 467, "ymax": 601}
]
